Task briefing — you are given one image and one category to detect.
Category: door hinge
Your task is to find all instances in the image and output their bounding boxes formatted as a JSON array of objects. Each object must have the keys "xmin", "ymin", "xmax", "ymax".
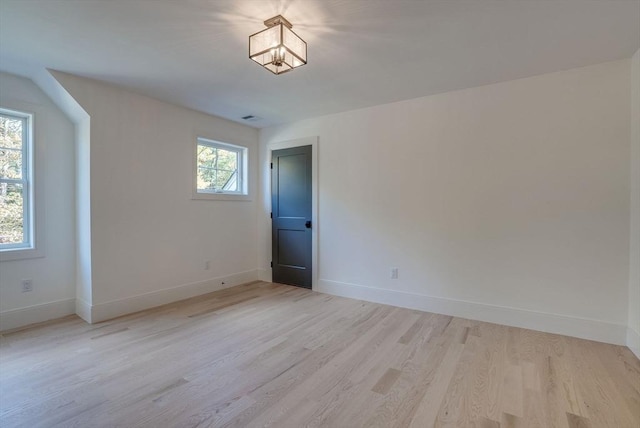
[
  {"xmin": 270, "ymin": 162, "xmax": 273, "ymax": 169},
  {"xmin": 270, "ymin": 261, "xmax": 273, "ymax": 268},
  {"xmin": 270, "ymin": 212, "xmax": 272, "ymax": 218}
]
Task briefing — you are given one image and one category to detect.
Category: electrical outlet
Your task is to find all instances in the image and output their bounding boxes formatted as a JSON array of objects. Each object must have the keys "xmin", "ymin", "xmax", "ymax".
[
  {"xmin": 21, "ymin": 279, "xmax": 33, "ymax": 292},
  {"xmin": 205, "ymin": 260, "xmax": 211, "ymax": 270},
  {"xmin": 390, "ymin": 268, "xmax": 399, "ymax": 279}
]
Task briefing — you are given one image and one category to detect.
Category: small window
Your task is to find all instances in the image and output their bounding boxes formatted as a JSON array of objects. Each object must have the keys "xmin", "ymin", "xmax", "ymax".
[
  {"xmin": 196, "ymin": 138, "xmax": 247, "ymax": 196},
  {"xmin": 0, "ymin": 108, "xmax": 33, "ymax": 251}
]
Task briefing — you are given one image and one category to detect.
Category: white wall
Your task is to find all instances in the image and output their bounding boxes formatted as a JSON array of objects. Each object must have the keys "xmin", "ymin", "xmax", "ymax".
[
  {"xmin": 0, "ymin": 72, "xmax": 76, "ymax": 329},
  {"xmin": 629, "ymin": 49, "xmax": 640, "ymax": 358},
  {"xmin": 28, "ymin": 68, "xmax": 94, "ymax": 322},
  {"xmin": 52, "ymin": 72, "xmax": 260, "ymax": 322},
  {"xmin": 260, "ymin": 60, "xmax": 631, "ymax": 345}
]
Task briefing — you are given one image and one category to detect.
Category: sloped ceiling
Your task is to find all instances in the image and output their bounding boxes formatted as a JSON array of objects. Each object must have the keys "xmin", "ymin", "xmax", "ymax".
[{"xmin": 1, "ymin": 0, "xmax": 638, "ymax": 127}]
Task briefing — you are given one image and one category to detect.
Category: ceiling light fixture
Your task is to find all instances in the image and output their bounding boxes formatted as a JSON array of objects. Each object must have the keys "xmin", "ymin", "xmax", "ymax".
[{"xmin": 249, "ymin": 15, "xmax": 307, "ymax": 75}]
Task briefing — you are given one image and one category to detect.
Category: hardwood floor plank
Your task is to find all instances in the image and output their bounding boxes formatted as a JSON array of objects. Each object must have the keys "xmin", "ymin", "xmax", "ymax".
[
  {"xmin": 566, "ymin": 412, "xmax": 592, "ymax": 428},
  {"xmin": 501, "ymin": 364, "xmax": 524, "ymax": 418},
  {"xmin": 371, "ymin": 368, "xmax": 402, "ymax": 395},
  {"xmin": 408, "ymin": 342, "xmax": 465, "ymax": 428},
  {"xmin": 0, "ymin": 281, "xmax": 638, "ymax": 428}
]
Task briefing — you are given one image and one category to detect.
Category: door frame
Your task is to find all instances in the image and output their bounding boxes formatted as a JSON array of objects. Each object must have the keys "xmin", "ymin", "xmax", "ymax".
[{"xmin": 267, "ymin": 136, "xmax": 318, "ymax": 290}]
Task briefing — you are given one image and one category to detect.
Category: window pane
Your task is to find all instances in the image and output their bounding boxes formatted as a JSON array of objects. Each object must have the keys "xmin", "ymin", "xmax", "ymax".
[
  {"xmin": 217, "ymin": 148, "xmax": 237, "ymax": 171},
  {"xmin": 0, "ymin": 147, "xmax": 22, "ymax": 179},
  {"xmin": 216, "ymin": 169, "xmax": 236, "ymax": 191},
  {"xmin": 196, "ymin": 143, "xmax": 241, "ymax": 192},
  {"xmin": 197, "ymin": 166, "xmax": 216, "ymax": 190},
  {"xmin": 0, "ymin": 114, "xmax": 23, "ymax": 180},
  {"xmin": 197, "ymin": 145, "xmax": 217, "ymax": 168},
  {"xmin": 0, "ymin": 182, "xmax": 25, "ymax": 244},
  {"xmin": 222, "ymin": 170, "xmax": 238, "ymax": 191},
  {"xmin": 0, "ymin": 116, "xmax": 23, "ymax": 150}
]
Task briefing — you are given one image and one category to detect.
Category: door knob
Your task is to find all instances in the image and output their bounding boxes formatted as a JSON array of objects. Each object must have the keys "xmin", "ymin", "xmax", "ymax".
[{"xmin": 305, "ymin": 221, "xmax": 312, "ymax": 229}]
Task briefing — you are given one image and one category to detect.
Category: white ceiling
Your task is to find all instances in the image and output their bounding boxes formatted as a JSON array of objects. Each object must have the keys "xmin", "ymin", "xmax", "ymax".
[{"xmin": 1, "ymin": 0, "xmax": 639, "ymax": 128}]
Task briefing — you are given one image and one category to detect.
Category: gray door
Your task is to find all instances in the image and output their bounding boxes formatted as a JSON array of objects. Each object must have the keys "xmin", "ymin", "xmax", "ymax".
[{"xmin": 271, "ymin": 145, "xmax": 312, "ymax": 288}]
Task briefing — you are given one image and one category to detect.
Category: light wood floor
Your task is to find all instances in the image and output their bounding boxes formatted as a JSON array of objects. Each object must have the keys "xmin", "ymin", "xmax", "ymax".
[{"xmin": 1, "ymin": 282, "xmax": 638, "ymax": 427}]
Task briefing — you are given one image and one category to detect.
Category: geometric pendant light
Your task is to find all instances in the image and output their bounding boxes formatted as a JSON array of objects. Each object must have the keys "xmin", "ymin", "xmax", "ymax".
[{"xmin": 249, "ymin": 15, "xmax": 307, "ymax": 75}]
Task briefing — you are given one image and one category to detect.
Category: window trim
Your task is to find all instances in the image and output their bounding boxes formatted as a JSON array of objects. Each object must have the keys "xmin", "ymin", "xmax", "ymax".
[
  {"xmin": 0, "ymin": 102, "xmax": 44, "ymax": 262},
  {"xmin": 192, "ymin": 136, "xmax": 251, "ymax": 201},
  {"xmin": 0, "ymin": 109, "xmax": 31, "ymax": 249}
]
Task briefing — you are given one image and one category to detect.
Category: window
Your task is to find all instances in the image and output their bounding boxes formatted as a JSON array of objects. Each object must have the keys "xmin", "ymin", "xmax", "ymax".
[
  {"xmin": 0, "ymin": 108, "xmax": 33, "ymax": 251},
  {"xmin": 195, "ymin": 137, "xmax": 248, "ymax": 197}
]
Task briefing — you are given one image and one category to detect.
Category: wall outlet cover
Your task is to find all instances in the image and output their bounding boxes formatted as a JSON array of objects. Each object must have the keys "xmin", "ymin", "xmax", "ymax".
[{"xmin": 21, "ymin": 279, "xmax": 33, "ymax": 292}]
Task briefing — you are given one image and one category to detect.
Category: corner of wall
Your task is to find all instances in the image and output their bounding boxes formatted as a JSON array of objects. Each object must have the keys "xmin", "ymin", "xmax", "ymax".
[
  {"xmin": 628, "ymin": 327, "xmax": 640, "ymax": 359},
  {"xmin": 32, "ymin": 69, "xmax": 93, "ymax": 323},
  {"xmin": 74, "ymin": 298, "xmax": 92, "ymax": 324},
  {"xmin": 628, "ymin": 49, "xmax": 640, "ymax": 359}
]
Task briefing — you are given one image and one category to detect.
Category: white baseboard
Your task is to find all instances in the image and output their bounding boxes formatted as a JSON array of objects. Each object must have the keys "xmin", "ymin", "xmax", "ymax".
[
  {"xmin": 89, "ymin": 270, "xmax": 260, "ymax": 323},
  {"xmin": 257, "ymin": 268, "xmax": 271, "ymax": 282},
  {"xmin": 3, "ymin": 275, "xmax": 630, "ymax": 353},
  {"xmin": 627, "ymin": 327, "xmax": 640, "ymax": 359},
  {"xmin": 75, "ymin": 298, "xmax": 92, "ymax": 324},
  {"xmin": 0, "ymin": 298, "xmax": 76, "ymax": 331},
  {"xmin": 316, "ymin": 279, "xmax": 627, "ymax": 346}
]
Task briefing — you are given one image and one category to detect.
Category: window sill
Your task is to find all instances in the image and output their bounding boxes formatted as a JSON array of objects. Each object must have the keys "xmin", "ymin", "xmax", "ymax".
[
  {"xmin": 0, "ymin": 246, "xmax": 44, "ymax": 262},
  {"xmin": 192, "ymin": 191, "xmax": 252, "ymax": 202}
]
